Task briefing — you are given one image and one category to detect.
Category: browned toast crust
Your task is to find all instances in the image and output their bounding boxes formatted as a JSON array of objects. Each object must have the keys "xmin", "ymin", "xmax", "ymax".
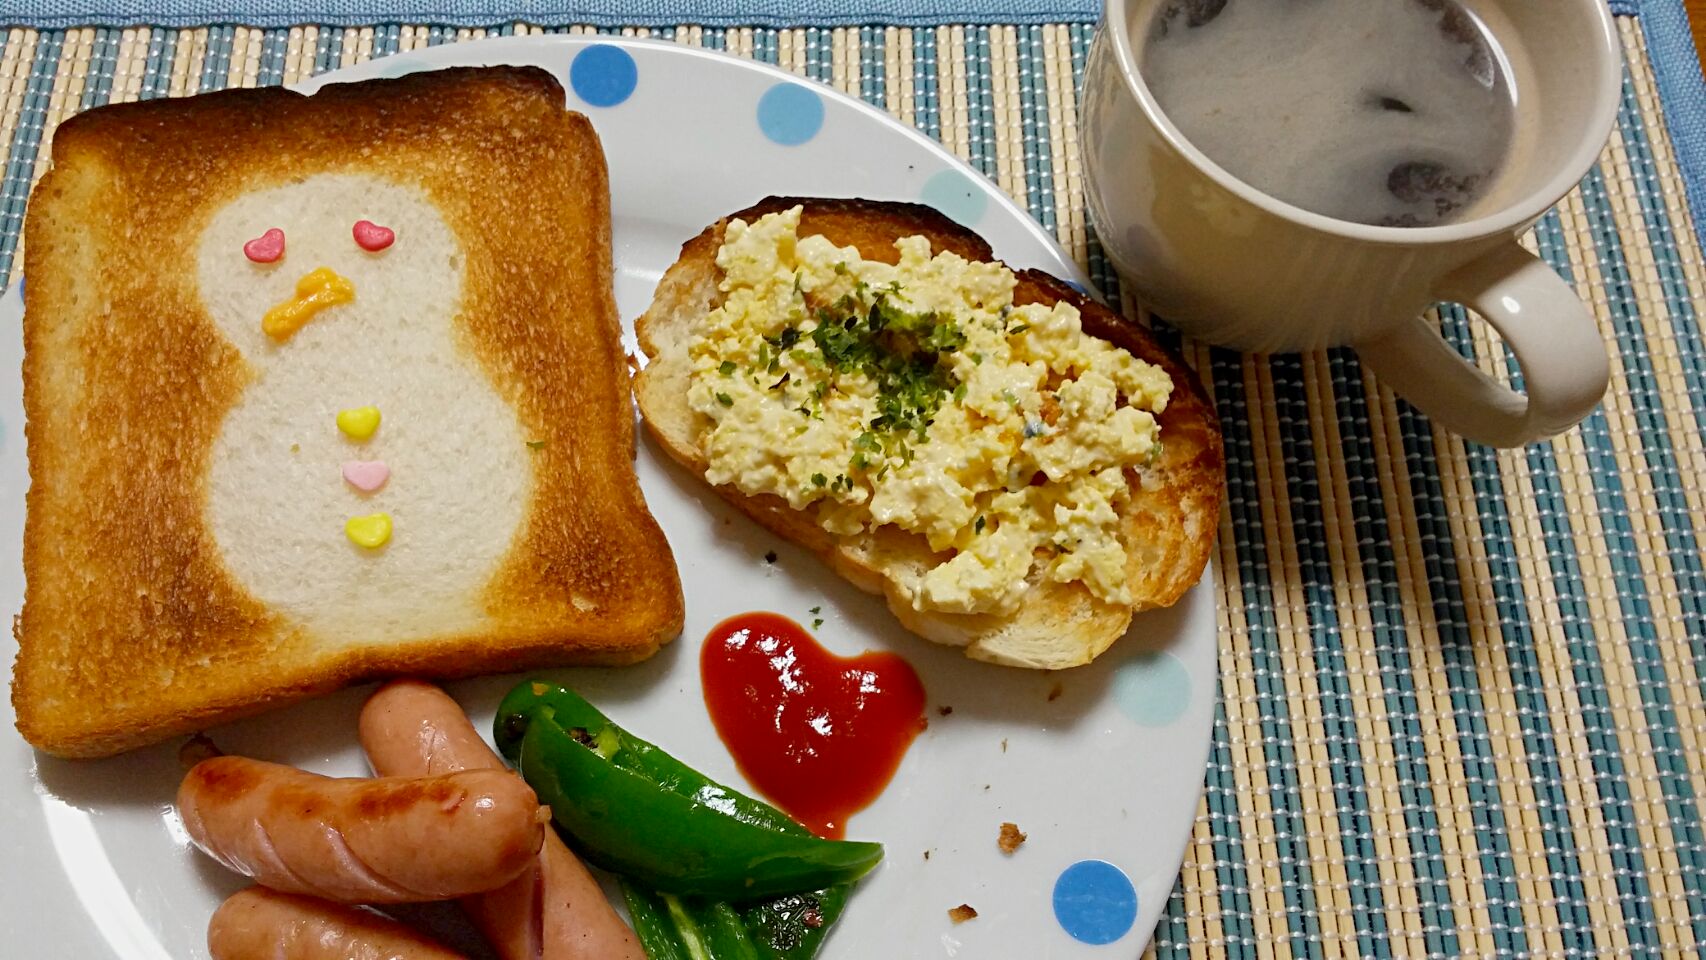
[
  {"xmin": 635, "ymin": 197, "xmax": 1222, "ymax": 668},
  {"xmin": 15, "ymin": 67, "xmax": 684, "ymax": 757}
]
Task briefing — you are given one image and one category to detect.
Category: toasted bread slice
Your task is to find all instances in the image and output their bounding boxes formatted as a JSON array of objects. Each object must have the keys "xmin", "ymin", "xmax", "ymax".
[
  {"xmin": 634, "ymin": 197, "xmax": 1222, "ymax": 669},
  {"xmin": 15, "ymin": 67, "xmax": 684, "ymax": 758}
]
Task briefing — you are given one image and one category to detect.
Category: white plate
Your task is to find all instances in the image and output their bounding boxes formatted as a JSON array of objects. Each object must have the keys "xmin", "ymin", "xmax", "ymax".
[{"xmin": 0, "ymin": 36, "xmax": 1216, "ymax": 959}]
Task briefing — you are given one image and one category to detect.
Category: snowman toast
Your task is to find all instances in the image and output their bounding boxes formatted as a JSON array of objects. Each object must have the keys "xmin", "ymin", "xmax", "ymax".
[{"xmin": 13, "ymin": 67, "xmax": 683, "ymax": 758}]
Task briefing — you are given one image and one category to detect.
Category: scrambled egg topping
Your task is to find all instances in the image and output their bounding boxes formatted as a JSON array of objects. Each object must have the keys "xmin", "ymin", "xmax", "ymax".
[{"xmin": 687, "ymin": 207, "xmax": 1173, "ymax": 616}]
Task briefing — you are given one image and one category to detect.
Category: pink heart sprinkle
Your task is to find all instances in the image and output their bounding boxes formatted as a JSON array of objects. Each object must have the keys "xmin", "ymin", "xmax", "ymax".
[
  {"xmin": 243, "ymin": 227, "xmax": 286, "ymax": 263},
  {"xmin": 353, "ymin": 220, "xmax": 396, "ymax": 252},
  {"xmin": 342, "ymin": 460, "xmax": 390, "ymax": 493}
]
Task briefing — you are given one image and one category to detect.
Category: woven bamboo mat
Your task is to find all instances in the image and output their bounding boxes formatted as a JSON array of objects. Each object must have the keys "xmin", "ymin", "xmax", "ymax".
[{"xmin": 1, "ymin": 16, "xmax": 1703, "ymax": 959}]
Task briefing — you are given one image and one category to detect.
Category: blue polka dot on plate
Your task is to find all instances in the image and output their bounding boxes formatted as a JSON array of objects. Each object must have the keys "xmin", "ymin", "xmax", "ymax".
[
  {"xmin": 1053, "ymin": 860, "xmax": 1138, "ymax": 945},
  {"xmin": 920, "ymin": 168, "xmax": 988, "ymax": 227},
  {"xmin": 570, "ymin": 45, "xmax": 638, "ymax": 108},
  {"xmin": 756, "ymin": 82, "xmax": 824, "ymax": 146},
  {"xmin": 1113, "ymin": 652, "xmax": 1191, "ymax": 727}
]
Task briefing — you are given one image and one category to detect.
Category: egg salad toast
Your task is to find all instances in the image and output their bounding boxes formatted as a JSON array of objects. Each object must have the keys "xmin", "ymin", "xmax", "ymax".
[
  {"xmin": 635, "ymin": 198, "xmax": 1223, "ymax": 669},
  {"xmin": 14, "ymin": 67, "xmax": 683, "ymax": 758}
]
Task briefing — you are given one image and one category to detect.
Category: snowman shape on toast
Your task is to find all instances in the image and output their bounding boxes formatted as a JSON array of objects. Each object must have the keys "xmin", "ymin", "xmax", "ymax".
[{"xmin": 199, "ymin": 174, "xmax": 531, "ymax": 641}]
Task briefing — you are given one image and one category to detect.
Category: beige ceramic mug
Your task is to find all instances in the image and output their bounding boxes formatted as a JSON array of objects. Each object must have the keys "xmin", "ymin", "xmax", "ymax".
[{"xmin": 1081, "ymin": 0, "xmax": 1623, "ymax": 447}]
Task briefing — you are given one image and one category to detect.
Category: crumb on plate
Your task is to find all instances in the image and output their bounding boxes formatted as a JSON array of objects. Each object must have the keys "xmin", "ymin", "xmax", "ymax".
[
  {"xmin": 938, "ymin": 705, "xmax": 954, "ymax": 716},
  {"xmin": 999, "ymin": 821, "xmax": 1027, "ymax": 854},
  {"xmin": 948, "ymin": 904, "xmax": 978, "ymax": 924}
]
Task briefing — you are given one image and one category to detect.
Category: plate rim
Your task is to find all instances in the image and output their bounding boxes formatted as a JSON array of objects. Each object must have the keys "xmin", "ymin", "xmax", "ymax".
[{"xmin": 0, "ymin": 32, "xmax": 1217, "ymax": 959}]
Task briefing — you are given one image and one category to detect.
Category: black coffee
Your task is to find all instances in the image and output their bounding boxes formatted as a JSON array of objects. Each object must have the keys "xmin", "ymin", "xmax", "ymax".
[{"xmin": 1140, "ymin": 0, "xmax": 1517, "ymax": 227}]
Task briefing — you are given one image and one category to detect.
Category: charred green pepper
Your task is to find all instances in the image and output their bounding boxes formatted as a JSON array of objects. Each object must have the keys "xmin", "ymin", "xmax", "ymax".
[
  {"xmin": 495, "ymin": 680, "xmax": 883, "ymax": 901},
  {"xmin": 739, "ymin": 885, "xmax": 850, "ymax": 960},
  {"xmin": 622, "ymin": 880, "xmax": 851, "ymax": 960}
]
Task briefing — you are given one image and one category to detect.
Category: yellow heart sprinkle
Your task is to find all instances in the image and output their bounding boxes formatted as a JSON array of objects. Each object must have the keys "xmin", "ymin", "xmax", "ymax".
[
  {"xmin": 345, "ymin": 513, "xmax": 393, "ymax": 549},
  {"xmin": 336, "ymin": 405, "xmax": 381, "ymax": 441}
]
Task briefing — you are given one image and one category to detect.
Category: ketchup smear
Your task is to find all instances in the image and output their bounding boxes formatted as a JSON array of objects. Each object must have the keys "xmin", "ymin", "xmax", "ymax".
[{"xmin": 700, "ymin": 612, "xmax": 927, "ymax": 839}]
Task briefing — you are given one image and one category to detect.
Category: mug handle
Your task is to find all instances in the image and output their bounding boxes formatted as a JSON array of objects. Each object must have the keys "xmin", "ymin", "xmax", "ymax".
[{"xmin": 1353, "ymin": 241, "xmax": 1610, "ymax": 447}]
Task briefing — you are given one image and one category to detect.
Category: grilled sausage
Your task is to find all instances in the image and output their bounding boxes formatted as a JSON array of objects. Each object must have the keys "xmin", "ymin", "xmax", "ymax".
[
  {"xmin": 360, "ymin": 679, "xmax": 645, "ymax": 960},
  {"xmin": 207, "ymin": 887, "xmax": 465, "ymax": 959},
  {"xmin": 178, "ymin": 755, "xmax": 544, "ymax": 903}
]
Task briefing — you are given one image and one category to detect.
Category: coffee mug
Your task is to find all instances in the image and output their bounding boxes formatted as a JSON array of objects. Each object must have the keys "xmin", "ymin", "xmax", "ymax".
[{"xmin": 1081, "ymin": 0, "xmax": 1623, "ymax": 447}]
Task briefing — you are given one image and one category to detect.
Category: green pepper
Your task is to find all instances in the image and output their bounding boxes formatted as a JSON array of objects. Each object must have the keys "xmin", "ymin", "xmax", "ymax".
[
  {"xmin": 622, "ymin": 881, "xmax": 850, "ymax": 960},
  {"xmin": 740, "ymin": 886, "xmax": 850, "ymax": 960},
  {"xmin": 495, "ymin": 680, "xmax": 801, "ymax": 836},
  {"xmin": 499, "ymin": 682, "xmax": 883, "ymax": 900},
  {"xmin": 622, "ymin": 884, "xmax": 759, "ymax": 960},
  {"xmin": 622, "ymin": 884, "xmax": 694, "ymax": 960},
  {"xmin": 500, "ymin": 682, "xmax": 860, "ymax": 959}
]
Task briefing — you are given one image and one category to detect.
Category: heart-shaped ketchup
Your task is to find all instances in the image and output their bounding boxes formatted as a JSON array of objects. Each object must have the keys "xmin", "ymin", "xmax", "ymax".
[{"xmin": 701, "ymin": 612, "xmax": 926, "ymax": 839}]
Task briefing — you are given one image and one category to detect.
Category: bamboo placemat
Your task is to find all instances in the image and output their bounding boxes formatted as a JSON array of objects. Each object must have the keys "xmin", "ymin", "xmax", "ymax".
[{"xmin": 1, "ymin": 14, "xmax": 1703, "ymax": 959}]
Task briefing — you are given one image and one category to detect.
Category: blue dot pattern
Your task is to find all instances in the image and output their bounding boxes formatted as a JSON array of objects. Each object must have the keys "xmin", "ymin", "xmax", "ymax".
[
  {"xmin": 1112, "ymin": 652, "xmax": 1191, "ymax": 727},
  {"xmin": 920, "ymin": 168, "xmax": 988, "ymax": 227},
  {"xmin": 756, "ymin": 82, "xmax": 824, "ymax": 146},
  {"xmin": 570, "ymin": 45, "xmax": 637, "ymax": 108},
  {"xmin": 1053, "ymin": 860, "xmax": 1138, "ymax": 945}
]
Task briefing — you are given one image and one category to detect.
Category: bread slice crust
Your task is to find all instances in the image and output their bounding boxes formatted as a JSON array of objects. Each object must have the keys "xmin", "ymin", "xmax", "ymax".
[
  {"xmin": 15, "ymin": 67, "xmax": 684, "ymax": 757},
  {"xmin": 634, "ymin": 197, "xmax": 1222, "ymax": 670}
]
